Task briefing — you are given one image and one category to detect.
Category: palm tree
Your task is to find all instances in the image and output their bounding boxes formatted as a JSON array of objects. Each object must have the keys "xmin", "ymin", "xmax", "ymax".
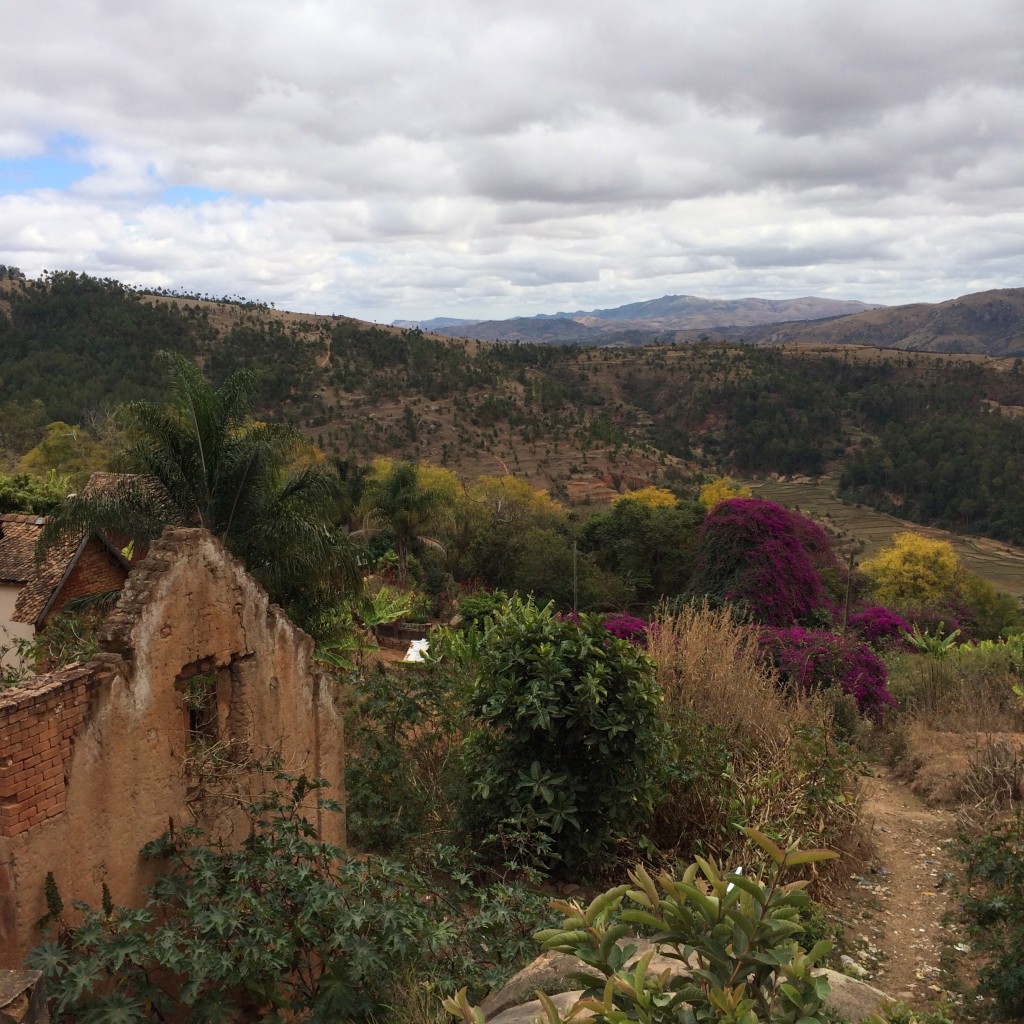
[
  {"xmin": 357, "ymin": 462, "xmax": 450, "ymax": 587},
  {"xmin": 39, "ymin": 353, "xmax": 361, "ymax": 630}
]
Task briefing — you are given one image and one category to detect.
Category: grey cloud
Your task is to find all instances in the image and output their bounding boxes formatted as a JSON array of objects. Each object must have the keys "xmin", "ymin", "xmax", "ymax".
[{"xmin": 0, "ymin": 0, "xmax": 1021, "ymax": 320}]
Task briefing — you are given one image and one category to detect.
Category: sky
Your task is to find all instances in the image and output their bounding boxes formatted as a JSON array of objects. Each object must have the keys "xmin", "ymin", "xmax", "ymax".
[{"xmin": 1, "ymin": 0, "xmax": 1022, "ymax": 323}]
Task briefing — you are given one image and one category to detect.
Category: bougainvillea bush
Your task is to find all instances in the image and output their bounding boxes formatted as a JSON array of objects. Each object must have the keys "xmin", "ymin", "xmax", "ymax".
[
  {"xmin": 846, "ymin": 605, "xmax": 912, "ymax": 650},
  {"xmin": 900, "ymin": 603, "xmax": 974, "ymax": 645},
  {"xmin": 602, "ymin": 611, "xmax": 648, "ymax": 647},
  {"xmin": 759, "ymin": 626, "xmax": 897, "ymax": 719},
  {"xmin": 688, "ymin": 498, "xmax": 841, "ymax": 627}
]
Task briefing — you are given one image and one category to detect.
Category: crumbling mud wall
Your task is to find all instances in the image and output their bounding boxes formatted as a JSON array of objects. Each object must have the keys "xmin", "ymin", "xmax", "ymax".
[{"xmin": 0, "ymin": 527, "xmax": 345, "ymax": 967}]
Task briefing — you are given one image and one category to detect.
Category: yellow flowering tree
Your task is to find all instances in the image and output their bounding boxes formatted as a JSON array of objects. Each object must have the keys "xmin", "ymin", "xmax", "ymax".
[
  {"xmin": 860, "ymin": 532, "xmax": 963, "ymax": 607},
  {"xmin": 613, "ymin": 486, "xmax": 678, "ymax": 508},
  {"xmin": 698, "ymin": 477, "xmax": 752, "ymax": 510}
]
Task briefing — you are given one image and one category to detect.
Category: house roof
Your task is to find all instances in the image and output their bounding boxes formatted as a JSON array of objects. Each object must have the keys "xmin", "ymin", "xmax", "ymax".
[
  {"xmin": 0, "ymin": 514, "xmax": 46, "ymax": 585},
  {"xmin": 14, "ymin": 533, "xmax": 90, "ymax": 625},
  {"xmin": 0, "ymin": 512, "xmax": 132, "ymax": 627}
]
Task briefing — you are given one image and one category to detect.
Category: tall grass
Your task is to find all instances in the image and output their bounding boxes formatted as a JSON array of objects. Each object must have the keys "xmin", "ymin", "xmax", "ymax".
[
  {"xmin": 647, "ymin": 601, "xmax": 831, "ymax": 753},
  {"xmin": 886, "ymin": 652, "xmax": 1024, "ymax": 733},
  {"xmin": 645, "ymin": 603, "xmax": 863, "ymax": 874}
]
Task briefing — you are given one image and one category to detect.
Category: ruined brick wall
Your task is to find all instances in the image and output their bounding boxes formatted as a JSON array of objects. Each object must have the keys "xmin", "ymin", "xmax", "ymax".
[
  {"xmin": 0, "ymin": 528, "xmax": 345, "ymax": 968},
  {"xmin": 0, "ymin": 667, "xmax": 106, "ymax": 839}
]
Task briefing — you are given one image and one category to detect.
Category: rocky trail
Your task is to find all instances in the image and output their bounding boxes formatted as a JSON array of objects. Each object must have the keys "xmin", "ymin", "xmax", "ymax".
[{"xmin": 842, "ymin": 765, "xmax": 962, "ymax": 1007}]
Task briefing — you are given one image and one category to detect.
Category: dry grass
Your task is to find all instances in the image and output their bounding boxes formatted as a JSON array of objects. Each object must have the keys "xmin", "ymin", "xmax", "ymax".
[
  {"xmin": 886, "ymin": 654, "xmax": 1024, "ymax": 733},
  {"xmin": 647, "ymin": 601, "xmax": 832, "ymax": 755},
  {"xmin": 959, "ymin": 736, "xmax": 1024, "ymax": 827},
  {"xmin": 645, "ymin": 603, "xmax": 864, "ymax": 876}
]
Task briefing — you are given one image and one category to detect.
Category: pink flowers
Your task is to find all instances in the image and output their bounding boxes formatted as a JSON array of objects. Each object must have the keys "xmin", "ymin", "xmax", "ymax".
[{"xmin": 758, "ymin": 626, "xmax": 897, "ymax": 718}]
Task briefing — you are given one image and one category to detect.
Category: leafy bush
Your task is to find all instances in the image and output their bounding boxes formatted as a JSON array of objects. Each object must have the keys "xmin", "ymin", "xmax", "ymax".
[
  {"xmin": 453, "ymin": 597, "xmax": 665, "ymax": 875},
  {"xmin": 952, "ymin": 814, "xmax": 1024, "ymax": 1018},
  {"xmin": 455, "ymin": 588, "xmax": 511, "ymax": 629},
  {"xmin": 758, "ymin": 626, "xmax": 896, "ymax": 719},
  {"xmin": 688, "ymin": 499, "xmax": 841, "ymax": 627},
  {"xmin": 345, "ymin": 663, "xmax": 466, "ymax": 853},
  {"xmin": 31, "ymin": 776, "xmax": 550, "ymax": 1022},
  {"xmin": 445, "ymin": 829, "xmax": 838, "ymax": 1024}
]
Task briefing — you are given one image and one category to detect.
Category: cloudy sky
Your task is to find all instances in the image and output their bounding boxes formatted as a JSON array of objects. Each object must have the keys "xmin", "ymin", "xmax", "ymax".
[{"xmin": 1, "ymin": 0, "xmax": 1022, "ymax": 322}]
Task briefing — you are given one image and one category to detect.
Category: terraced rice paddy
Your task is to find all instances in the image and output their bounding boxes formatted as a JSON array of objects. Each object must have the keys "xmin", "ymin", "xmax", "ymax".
[{"xmin": 750, "ymin": 478, "xmax": 1024, "ymax": 598}]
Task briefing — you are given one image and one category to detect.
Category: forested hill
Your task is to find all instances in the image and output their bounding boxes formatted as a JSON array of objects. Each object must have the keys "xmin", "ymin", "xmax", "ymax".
[{"xmin": 3, "ymin": 271, "xmax": 1024, "ymax": 545}]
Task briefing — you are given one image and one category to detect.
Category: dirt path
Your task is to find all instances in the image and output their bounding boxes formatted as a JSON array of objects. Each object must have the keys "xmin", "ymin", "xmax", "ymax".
[{"xmin": 844, "ymin": 766, "xmax": 960, "ymax": 1004}]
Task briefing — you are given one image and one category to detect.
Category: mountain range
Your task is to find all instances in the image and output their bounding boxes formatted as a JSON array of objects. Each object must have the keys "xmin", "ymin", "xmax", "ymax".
[
  {"xmin": 394, "ymin": 288, "xmax": 1024, "ymax": 355},
  {"xmin": 393, "ymin": 294, "xmax": 881, "ymax": 343}
]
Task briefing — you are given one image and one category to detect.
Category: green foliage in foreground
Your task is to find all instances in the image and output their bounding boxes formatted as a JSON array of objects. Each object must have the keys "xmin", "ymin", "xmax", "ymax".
[
  {"xmin": 442, "ymin": 597, "xmax": 665, "ymax": 876},
  {"xmin": 30, "ymin": 776, "xmax": 549, "ymax": 1023},
  {"xmin": 953, "ymin": 813, "xmax": 1024, "ymax": 1019},
  {"xmin": 446, "ymin": 829, "xmax": 838, "ymax": 1024}
]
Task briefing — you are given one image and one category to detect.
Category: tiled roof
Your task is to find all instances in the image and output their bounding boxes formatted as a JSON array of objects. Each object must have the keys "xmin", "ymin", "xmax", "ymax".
[
  {"xmin": 0, "ymin": 514, "xmax": 45, "ymax": 584},
  {"xmin": 13, "ymin": 533, "xmax": 85, "ymax": 625}
]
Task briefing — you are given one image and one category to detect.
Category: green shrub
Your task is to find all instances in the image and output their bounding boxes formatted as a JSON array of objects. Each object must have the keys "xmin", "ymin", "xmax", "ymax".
[
  {"xmin": 345, "ymin": 663, "xmax": 467, "ymax": 853},
  {"xmin": 31, "ymin": 776, "xmax": 550, "ymax": 1022},
  {"xmin": 455, "ymin": 588, "xmax": 511, "ymax": 629},
  {"xmin": 452, "ymin": 597, "xmax": 665, "ymax": 876},
  {"xmin": 445, "ymin": 829, "xmax": 838, "ymax": 1024},
  {"xmin": 952, "ymin": 813, "xmax": 1024, "ymax": 1018}
]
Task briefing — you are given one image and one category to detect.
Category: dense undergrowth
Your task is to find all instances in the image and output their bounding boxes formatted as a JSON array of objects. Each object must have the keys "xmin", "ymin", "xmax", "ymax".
[{"xmin": 3, "ymin": 312, "xmax": 1022, "ymax": 1020}]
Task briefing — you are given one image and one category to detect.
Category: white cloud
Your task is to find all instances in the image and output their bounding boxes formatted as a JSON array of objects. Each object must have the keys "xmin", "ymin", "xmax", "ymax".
[{"xmin": 0, "ymin": 0, "xmax": 1021, "ymax": 320}]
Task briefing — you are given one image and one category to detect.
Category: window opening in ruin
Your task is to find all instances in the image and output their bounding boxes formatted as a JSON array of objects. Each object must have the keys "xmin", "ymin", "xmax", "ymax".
[{"xmin": 181, "ymin": 672, "xmax": 218, "ymax": 745}]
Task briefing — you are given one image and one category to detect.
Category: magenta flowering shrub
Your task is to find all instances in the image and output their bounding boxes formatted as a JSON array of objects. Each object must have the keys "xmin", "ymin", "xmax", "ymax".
[
  {"xmin": 689, "ymin": 499, "xmax": 841, "ymax": 627},
  {"xmin": 759, "ymin": 626, "xmax": 897, "ymax": 719},
  {"xmin": 602, "ymin": 611, "xmax": 648, "ymax": 647},
  {"xmin": 847, "ymin": 605, "xmax": 912, "ymax": 649},
  {"xmin": 901, "ymin": 604, "xmax": 974, "ymax": 645}
]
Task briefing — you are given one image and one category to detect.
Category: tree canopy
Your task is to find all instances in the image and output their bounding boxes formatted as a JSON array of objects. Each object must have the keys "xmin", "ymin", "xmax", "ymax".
[{"xmin": 39, "ymin": 354, "xmax": 360, "ymax": 634}]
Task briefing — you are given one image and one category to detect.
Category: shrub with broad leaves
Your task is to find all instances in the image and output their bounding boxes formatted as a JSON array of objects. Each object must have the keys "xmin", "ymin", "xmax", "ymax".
[{"xmin": 455, "ymin": 597, "xmax": 665, "ymax": 875}]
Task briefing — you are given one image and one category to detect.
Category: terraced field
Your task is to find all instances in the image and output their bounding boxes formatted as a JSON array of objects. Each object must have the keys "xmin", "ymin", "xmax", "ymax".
[{"xmin": 750, "ymin": 478, "xmax": 1024, "ymax": 597}]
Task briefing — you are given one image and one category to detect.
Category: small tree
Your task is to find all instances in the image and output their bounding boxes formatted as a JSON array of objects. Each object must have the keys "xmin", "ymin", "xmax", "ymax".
[
  {"xmin": 450, "ymin": 597, "xmax": 664, "ymax": 875},
  {"xmin": 860, "ymin": 532, "xmax": 962, "ymax": 608},
  {"xmin": 357, "ymin": 460, "xmax": 452, "ymax": 586},
  {"xmin": 698, "ymin": 476, "xmax": 752, "ymax": 509}
]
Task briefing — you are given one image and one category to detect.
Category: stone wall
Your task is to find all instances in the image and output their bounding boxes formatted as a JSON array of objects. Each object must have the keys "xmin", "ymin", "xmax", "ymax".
[{"xmin": 0, "ymin": 527, "xmax": 345, "ymax": 967}]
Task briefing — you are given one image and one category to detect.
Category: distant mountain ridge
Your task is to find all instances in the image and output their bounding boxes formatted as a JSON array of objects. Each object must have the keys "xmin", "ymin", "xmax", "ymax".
[
  {"xmin": 393, "ymin": 294, "xmax": 883, "ymax": 342},
  {"xmin": 742, "ymin": 288, "xmax": 1024, "ymax": 356},
  {"xmin": 393, "ymin": 288, "xmax": 1024, "ymax": 356}
]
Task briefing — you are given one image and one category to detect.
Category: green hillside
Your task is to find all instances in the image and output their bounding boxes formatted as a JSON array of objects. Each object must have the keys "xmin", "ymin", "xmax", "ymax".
[{"xmin": 4, "ymin": 271, "xmax": 1024, "ymax": 551}]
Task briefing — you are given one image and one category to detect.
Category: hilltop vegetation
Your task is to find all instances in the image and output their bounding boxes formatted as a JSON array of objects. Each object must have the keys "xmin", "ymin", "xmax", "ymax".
[
  {"xmin": 8, "ymin": 270, "xmax": 1024, "ymax": 1023},
  {"xmin": 4, "ymin": 271, "xmax": 1024, "ymax": 548}
]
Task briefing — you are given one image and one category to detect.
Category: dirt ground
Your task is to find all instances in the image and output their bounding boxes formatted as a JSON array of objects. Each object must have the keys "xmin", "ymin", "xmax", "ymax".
[
  {"xmin": 838, "ymin": 728, "xmax": 1024, "ymax": 1014},
  {"xmin": 842, "ymin": 766, "xmax": 960, "ymax": 1004}
]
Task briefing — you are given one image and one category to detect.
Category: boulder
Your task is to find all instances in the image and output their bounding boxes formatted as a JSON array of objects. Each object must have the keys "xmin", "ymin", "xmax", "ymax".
[{"xmin": 481, "ymin": 943, "xmax": 893, "ymax": 1024}]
